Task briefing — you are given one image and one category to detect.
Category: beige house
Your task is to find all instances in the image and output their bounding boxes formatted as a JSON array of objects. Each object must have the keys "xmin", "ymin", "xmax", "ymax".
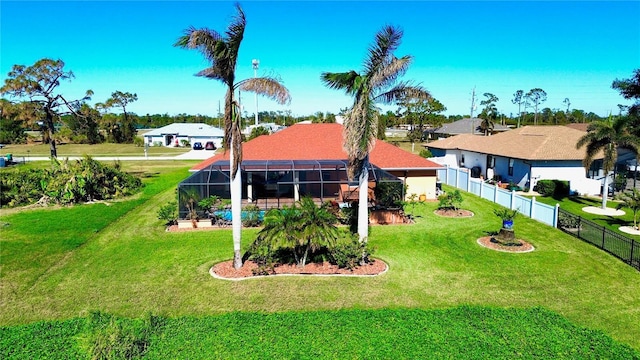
[{"xmin": 426, "ymin": 125, "xmax": 604, "ymax": 195}]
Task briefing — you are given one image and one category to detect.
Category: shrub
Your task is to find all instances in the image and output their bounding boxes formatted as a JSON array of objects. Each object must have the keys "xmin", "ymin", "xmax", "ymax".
[
  {"xmin": 248, "ymin": 126, "xmax": 270, "ymax": 140},
  {"xmin": 437, "ymin": 190, "xmax": 463, "ymax": 210},
  {"xmin": 558, "ymin": 212, "xmax": 580, "ymax": 229},
  {"xmin": 242, "ymin": 204, "xmax": 263, "ymax": 227},
  {"xmin": 133, "ymin": 136, "xmax": 144, "ymax": 147},
  {"xmin": 248, "ymin": 197, "xmax": 339, "ymax": 268},
  {"xmin": 494, "ymin": 207, "xmax": 519, "ymax": 221},
  {"xmin": 419, "ymin": 148, "xmax": 432, "ymax": 158},
  {"xmin": 0, "ymin": 156, "xmax": 143, "ymax": 208},
  {"xmin": 329, "ymin": 231, "xmax": 375, "ymax": 269},
  {"xmin": 339, "ymin": 201, "xmax": 359, "ymax": 233},
  {"xmin": 534, "ymin": 180, "xmax": 569, "ymax": 198},
  {"xmin": 157, "ymin": 201, "xmax": 178, "ymax": 225},
  {"xmin": 180, "ymin": 139, "xmax": 190, "ymax": 147},
  {"xmin": 375, "ymin": 181, "xmax": 404, "ymax": 208}
]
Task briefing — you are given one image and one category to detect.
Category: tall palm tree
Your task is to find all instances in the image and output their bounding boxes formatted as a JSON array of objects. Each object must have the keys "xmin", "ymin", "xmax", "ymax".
[
  {"xmin": 577, "ymin": 116, "xmax": 639, "ymax": 209},
  {"xmin": 321, "ymin": 26, "xmax": 430, "ymax": 251},
  {"xmin": 175, "ymin": 4, "xmax": 291, "ymax": 269}
]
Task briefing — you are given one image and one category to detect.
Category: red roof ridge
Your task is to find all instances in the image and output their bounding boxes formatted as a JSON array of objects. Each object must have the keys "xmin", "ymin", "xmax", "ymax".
[{"xmin": 191, "ymin": 123, "xmax": 444, "ymax": 171}]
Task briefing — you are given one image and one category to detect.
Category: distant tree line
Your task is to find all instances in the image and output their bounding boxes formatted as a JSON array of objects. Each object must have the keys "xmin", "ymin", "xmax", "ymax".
[{"xmin": 0, "ymin": 58, "xmax": 626, "ymax": 152}]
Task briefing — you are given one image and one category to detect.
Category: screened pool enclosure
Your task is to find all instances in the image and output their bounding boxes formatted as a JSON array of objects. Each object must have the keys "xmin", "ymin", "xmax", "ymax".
[{"xmin": 177, "ymin": 159, "xmax": 404, "ymax": 219}]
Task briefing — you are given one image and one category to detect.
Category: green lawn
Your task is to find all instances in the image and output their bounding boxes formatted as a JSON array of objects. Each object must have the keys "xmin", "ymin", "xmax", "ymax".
[
  {"xmin": 533, "ymin": 194, "xmax": 640, "ymax": 236},
  {"xmin": 1, "ymin": 163, "xmax": 640, "ymax": 355},
  {"xmin": 0, "ymin": 143, "xmax": 190, "ymax": 157},
  {"xmin": 3, "ymin": 307, "xmax": 637, "ymax": 359}
]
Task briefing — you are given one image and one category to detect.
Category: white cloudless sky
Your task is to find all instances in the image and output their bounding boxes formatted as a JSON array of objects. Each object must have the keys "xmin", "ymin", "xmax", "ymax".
[{"xmin": 2, "ymin": 1, "xmax": 639, "ymax": 118}]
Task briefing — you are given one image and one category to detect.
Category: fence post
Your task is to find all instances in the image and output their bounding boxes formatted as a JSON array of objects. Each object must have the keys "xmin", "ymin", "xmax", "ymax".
[
  {"xmin": 510, "ymin": 189, "xmax": 516, "ymax": 210},
  {"xmin": 554, "ymin": 204, "xmax": 559, "ymax": 228},
  {"xmin": 479, "ymin": 181, "xmax": 484, "ymax": 199},
  {"xmin": 531, "ymin": 196, "xmax": 536, "ymax": 220},
  {"xmin": 602, "ymin": 226, "xmax": 606, "ymax": 249},
  {"xmin": 456, "ymin": 168, "xmax": 460, "ymax": 189},
  {"xmin": 466, "ymin": 172, "xmax": 471, "ymax": 192},
  {"xmin": 631, "ymin": 239, "xmax": 635, "ymax": 267},
  {"xmin": 494, "ymin": 184, "xmax": 499, "ymax": 203},
  {"xmin": 444, "ymin": 166, "xmax": 449, "ymax": 185},
  {"xmin": 578, "ymin": 216, "xmax": 581, "ymax": 238}
]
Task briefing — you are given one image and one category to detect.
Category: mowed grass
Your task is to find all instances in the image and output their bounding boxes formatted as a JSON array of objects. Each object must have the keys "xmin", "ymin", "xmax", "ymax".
[
  {"xmin": 3, "ymin": 307, "xmax": 638, "ymax": 359},
  {"xmin": 0, "ymin": 142, "xmax": 190, "ymax": 157},
  {"xmin": 1, "ymin": 165, "xmax": 640, "ymax": 353},
  {"xmin": 533, "ymin": 194, "xmax": 640, "ymax": 236}
]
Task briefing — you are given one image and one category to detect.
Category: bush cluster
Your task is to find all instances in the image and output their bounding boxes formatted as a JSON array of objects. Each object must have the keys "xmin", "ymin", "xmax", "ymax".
[
  {"xmin": 0, "ymin": 156, "xmax": 143, "ymax": 208},
  {"xmin": 437, "ymin": 190, "xmax": 463, "ymax": 210},
  {"xmin": 534, "ymin": 180, "xmax": 570, "ymax": 198},
  {"xmin": 245, "ymin": 197, "xmax": 374, "ymax": 270}
]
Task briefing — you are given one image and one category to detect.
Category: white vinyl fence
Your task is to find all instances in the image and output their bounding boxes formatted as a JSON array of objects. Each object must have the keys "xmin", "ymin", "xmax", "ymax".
[{"xmin": 437, "ymin": 166, "xmax": 559, "ymax": 227}]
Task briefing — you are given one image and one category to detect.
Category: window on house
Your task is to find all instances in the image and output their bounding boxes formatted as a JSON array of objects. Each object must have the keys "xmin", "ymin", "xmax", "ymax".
[
  {"xmin": 460, "ymin": 154, "xmax": 465, "ymax": 167},
  {"xmin": 508, "ymin": 159, "xmax": 514, "ymax": 176},
  {"xmin": 487, "ymin": 155, "xmax": 495, "ymax": 169}
]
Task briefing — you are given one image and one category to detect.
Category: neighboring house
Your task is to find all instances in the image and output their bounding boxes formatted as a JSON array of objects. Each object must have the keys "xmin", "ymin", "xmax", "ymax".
[
  {"xmin": 242, "ymin": 122, "xmax": 286, "ymax": 136},
  {"xmin": 426, "ymin": 117, "xmax": 510, "ymax": 140},
  {"xmin": 426, "ymin": 125, "xmax": 603, "ymax": 196},
  {"xmin": 184, "ymin": 123, "xmax": 444, "ymax": 212},
  {"xmin": 142, "ymin": 123, "xmax": 224, "ymax": 148}
]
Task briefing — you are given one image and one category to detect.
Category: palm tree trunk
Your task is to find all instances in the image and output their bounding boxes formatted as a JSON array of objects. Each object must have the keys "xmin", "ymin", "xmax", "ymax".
[
  {"xmin": 601, "ymin": 173, "xmax": 609, "ymax": 210},
  {"xmin": 358, "ymin": 160, "xmax": 369, "ymax": 244},
  {"xmin": 230, "ymin": 143, "xmax": 243, "ymax": 269}
]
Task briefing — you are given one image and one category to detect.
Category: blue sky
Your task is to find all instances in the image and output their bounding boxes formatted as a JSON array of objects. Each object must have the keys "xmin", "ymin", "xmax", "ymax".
[{"xmin": 2, "ymin": 1, "xmax": 639, "ymax": 118}]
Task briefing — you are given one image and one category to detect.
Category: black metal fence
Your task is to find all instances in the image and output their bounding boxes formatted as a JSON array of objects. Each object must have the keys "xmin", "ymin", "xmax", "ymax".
[{"xmin": 557, "ymin": 208, "xmax": 639, "ymax": 271}]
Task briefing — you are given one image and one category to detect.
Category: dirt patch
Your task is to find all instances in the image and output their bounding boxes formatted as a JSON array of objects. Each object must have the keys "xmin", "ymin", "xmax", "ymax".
[
  {"xmin": 210, "ymin": 259, "xmax": 388, "ymax": 280},
  {"xmin": 477, "ymin": 236, "xmax": 535, "ymax": 253},
  {"xmin": 434, "ymin": 208, "xmax": 475, "ymax": 218}
]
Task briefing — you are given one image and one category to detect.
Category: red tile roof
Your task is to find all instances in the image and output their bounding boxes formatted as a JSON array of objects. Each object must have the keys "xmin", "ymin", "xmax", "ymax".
[{"xmin": 191, "ymin": 123, "xmax": 443, "ymax": 171}]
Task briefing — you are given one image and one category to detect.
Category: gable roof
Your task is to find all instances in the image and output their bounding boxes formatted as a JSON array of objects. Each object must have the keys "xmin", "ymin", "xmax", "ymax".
[
  {"xmin": 426, "ymin": 125, "xmax": 602, "ymax": 161},
  {"xmin": 191, "ymin": 123, "xmax": 444, "ymax": 171},
  {"xmin": 143, "ymin": 123, "xmax": 224, "ymax": 137},
  {"xmin": 431, "ymin": 117, "xmax": 510, "ymax": 136}
]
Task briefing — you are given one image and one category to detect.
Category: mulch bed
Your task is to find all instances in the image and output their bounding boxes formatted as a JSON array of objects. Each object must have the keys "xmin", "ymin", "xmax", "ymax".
[
  {"xmin": 210, "ymin": 259, "xmax": 388, "ymax": 280},
  {"xmin": 476, "ymin": 236, "xmax": 535, "ymax": 253},
  {"xmin": 434, "ymin": 208, "xmax": 475, "ymax": 217}
]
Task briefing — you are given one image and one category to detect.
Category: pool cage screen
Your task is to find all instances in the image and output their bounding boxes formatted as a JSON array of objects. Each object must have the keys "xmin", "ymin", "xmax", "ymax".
[{"xmin": 177, "ymin": 159, "xmax": 403, "ymax": 219}]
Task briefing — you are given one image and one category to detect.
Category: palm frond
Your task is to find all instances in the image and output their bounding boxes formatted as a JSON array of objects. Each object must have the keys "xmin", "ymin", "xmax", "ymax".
[
  {"xmin": 223, "ymin": 4, "xmax": 246, "ymax": 72},
  {"xmin": 374, "ymin": 83, "xmax": 430, "ymax": 105},
  {"xmin": 364, "ymin": 25, "xmax": 403, "ymax": 75},
  {"xmin": 369, "ymin": 55, "xmax": 412, "ymax": 90},
  {"xmin": 237, "ymin": 77, "xmax": 292, "ymax": 105},
  {"xmin": 195, "ymin": 67, "xmax": 227, "ymax": 83},
  {"xmin": 320, "ymin": 71, "xmax": 360, "ymax": 95}
]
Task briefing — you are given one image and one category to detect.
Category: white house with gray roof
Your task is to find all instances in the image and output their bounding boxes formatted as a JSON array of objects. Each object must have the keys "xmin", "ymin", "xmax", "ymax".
[
  {"xmin": 426, "ymin": 125, "xmax": 603, "ymax": 196},
  {"xmin": 143, "ymin": 123, "xmax": 224, "ymax": 148},
  {"xmin": 426, "ymin": 117, "xmax": 510, "ymax": 140}
]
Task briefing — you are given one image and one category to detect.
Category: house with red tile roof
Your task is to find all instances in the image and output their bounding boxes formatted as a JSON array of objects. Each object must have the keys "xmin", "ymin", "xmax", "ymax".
[
  {"xmin": 426, "ymin": 125, "xmax": 604, "ymax": 195},
  {"xmin": 182, "ymin": 123, "xmax": 444, "ymax": 214}
]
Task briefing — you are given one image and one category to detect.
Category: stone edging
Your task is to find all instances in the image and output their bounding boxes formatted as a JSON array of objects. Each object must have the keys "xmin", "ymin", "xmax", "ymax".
[
  {"xmin": 476, "ymin": 237, "xmax": 535, "ymax": 253},
  {"xmin": 209, "ymin": 260, "xmax": 389, "ymax": 281}
]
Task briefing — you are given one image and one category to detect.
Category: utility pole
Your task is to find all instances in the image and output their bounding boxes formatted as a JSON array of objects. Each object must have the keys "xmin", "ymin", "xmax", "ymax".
[
  {"xmin": 470, "ymin": 87, "xmax": 477, "ymax": 134},
  {"xmin": 252, "ymin": 59, "xmax": 259, "ymax": 126},
  {"xmin": 470, "ymin": 87, "xmax": 477, "ymax": 118}
]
